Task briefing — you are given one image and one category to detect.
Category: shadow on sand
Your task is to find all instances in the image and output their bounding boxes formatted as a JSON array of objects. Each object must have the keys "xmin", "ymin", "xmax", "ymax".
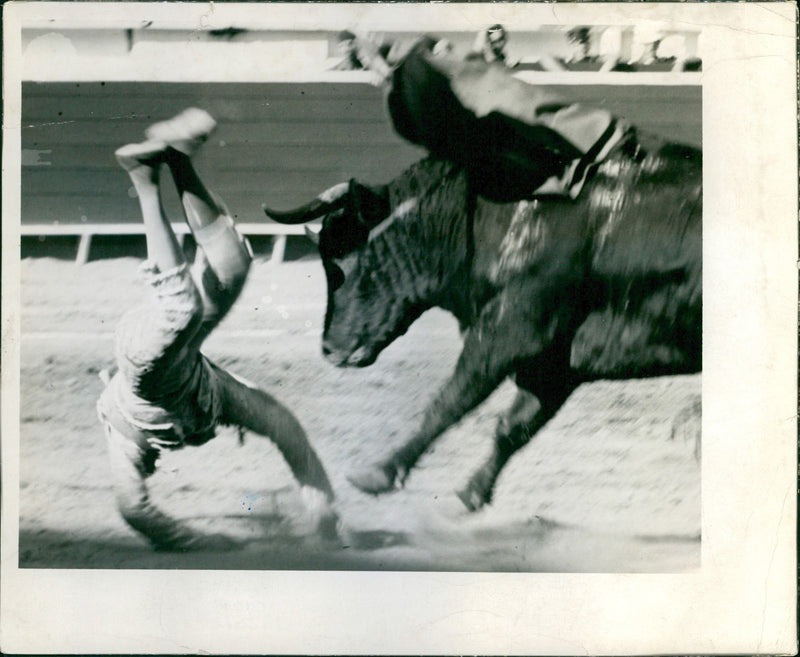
[{"xmin": 19, "ymin": 513, "xmax": 699, "ymax": 572}]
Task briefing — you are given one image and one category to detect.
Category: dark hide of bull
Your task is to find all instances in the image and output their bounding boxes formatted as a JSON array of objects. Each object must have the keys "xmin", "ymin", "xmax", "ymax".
[{"xmin": 267, "ymin": 132, "xmax": 701, "ymax": 511}]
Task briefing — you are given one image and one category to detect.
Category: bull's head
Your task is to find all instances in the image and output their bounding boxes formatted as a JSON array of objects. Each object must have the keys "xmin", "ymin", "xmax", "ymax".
[{"xmin": 264, "ymin": 179, "xmax": 429, "ymax": 367}]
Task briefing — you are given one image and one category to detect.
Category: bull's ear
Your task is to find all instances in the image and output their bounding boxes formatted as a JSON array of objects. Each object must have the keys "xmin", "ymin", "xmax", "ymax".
[
  {"xmin": 304, "ymin": 224, "xmax": 321, "ymax": 246},
  {"xmin": 349, "ymin": 180, "xmax": 390, "ymax": 228}
]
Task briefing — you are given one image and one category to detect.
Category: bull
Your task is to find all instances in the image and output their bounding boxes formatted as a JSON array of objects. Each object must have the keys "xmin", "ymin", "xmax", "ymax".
[{"xmin": 264, "ymin": 130, "xmax": 701, "ymax": 511}]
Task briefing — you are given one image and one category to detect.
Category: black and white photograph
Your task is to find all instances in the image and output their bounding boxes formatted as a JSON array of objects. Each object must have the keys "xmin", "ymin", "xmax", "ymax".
[{"xmin": 1, "ymin": 2, "xmax": 796, "ymax": 654}]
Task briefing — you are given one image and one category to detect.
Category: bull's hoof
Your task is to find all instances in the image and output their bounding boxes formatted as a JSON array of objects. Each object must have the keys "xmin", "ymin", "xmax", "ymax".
[
  {"xmin": 347, "ymin": 463, "xmax": 401, "ymax": 495},
  {"xmin": 455, "ymin": 485, "xmax": 490, "ymax": 512}
]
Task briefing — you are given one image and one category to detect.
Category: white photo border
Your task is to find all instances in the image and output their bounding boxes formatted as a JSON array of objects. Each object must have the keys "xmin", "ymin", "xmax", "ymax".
[{"xmin": 2, "ymin": 2, "xmax": 797, "ymax": 654}]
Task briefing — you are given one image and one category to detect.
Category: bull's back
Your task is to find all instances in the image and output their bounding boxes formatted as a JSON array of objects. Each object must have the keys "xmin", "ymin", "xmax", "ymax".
[
  {"xmin": 464, "ymin": 139, "xmax": 701, "ymax": 379},
  {"xmin": 572, "ymin": 142, "xmax": 702, "ymax": 378},
  {"xmin": 587, "ymin": 142, "xmax": 701, "ymax": 278}
]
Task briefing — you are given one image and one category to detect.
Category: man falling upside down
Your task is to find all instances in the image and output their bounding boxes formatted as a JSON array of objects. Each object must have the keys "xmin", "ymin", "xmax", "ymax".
[{"xmin": 97, "ymin": 108, "xmax": 338, "ymax": 551}]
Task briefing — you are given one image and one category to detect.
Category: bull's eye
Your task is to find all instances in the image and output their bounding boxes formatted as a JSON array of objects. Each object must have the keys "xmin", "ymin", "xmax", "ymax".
[{"xmin": 327, "ymin": 263, "xmax": 345, "ymax": 292}]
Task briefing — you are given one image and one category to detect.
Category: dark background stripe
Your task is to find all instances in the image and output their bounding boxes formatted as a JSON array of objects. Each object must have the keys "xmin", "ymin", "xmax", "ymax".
[{"xmin": 21, "ymin": 81, "xmax": 701, "ymax": 227}]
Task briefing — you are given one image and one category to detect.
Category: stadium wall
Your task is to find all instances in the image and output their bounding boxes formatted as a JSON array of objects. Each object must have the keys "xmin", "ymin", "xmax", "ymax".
[{"xmin": 21, "ymin": 80, "xmax": 701, "ymax": 231}]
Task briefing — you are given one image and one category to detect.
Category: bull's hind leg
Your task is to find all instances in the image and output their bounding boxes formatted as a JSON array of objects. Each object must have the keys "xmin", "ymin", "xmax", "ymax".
[{"xmin": 456, "ymin": 348, "xmax": 575, "ymax": 511}]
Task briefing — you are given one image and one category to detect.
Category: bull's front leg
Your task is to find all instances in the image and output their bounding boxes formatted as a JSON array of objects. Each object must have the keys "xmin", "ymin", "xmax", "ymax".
[
  {"xmin": 346, "ymin": 331, "xmax": 511, "ymax": 494},
  {"xmin": 347, "ymin": 281, "xmax": 573, "ymax": 497},
  {"xmin": 456, "ymin": 347, "xmax": 575, "ymax": 511}
]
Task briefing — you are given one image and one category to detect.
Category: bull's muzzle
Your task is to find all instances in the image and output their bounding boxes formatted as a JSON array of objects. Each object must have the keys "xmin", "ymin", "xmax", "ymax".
[
  {"xmin": 322, "ymin": 338, "xmax": 375, "ymax": 368},
  {"xmin": 321, "ymin": 339, "xmax": 347, "ymax": 366}
]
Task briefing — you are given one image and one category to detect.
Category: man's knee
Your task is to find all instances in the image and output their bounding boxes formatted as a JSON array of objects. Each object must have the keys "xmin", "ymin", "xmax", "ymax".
[{"xmin": 193, "ymin": 215, "xmax": 252, "ymax": 291}]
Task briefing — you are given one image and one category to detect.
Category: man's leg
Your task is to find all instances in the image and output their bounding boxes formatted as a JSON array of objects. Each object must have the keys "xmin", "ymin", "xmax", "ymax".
[
  {"xmin": 147, "ymin": 109, "xmax": 252, "ymax": 326},
  {"xmin": 169, "ymin": 150, "xmax": 251, "ymax": 295},
  {"xmin": 115, "ymin": 142, "xmax": 184, "ymax": 271}
]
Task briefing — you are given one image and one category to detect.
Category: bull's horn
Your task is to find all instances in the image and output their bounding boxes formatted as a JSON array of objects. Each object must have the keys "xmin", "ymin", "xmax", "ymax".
[
  {"xmin": 262, "ymin": 182, "xmax": 350, "ymax": 224},
  {"xmin": 304, "ymin": 225, "xmax": 321, "ymax": 245}
]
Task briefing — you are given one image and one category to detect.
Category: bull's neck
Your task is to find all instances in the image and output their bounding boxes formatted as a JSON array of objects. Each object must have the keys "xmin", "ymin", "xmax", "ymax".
[
  {"xmin": 418, "ymin": 202, "xmax": 474, "ymax": 321},
  {"xmin": 371, "ymin": 165, "xmax": 473, "ymax": 318}
]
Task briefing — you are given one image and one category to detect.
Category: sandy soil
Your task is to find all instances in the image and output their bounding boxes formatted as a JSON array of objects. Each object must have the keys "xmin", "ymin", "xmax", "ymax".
[{"xmin": 16, "ymin": 255, "xmax": 701, "ymax": 571}]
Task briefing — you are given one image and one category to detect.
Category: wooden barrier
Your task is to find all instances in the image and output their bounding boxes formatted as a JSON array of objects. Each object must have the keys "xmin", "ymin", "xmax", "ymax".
[
  {"xmin": 20, "ymin": 77, "xmax": 700, "ymax": 264},
  {"xmin": 19, "ymin": 222, "xmax": 305, "ymax": 265}
]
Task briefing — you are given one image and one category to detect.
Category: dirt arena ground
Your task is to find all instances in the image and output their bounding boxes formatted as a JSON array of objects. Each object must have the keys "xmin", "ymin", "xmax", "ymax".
[{"xmin": 16, "ymin": 253, "xmax": 701, "ymax": 572}]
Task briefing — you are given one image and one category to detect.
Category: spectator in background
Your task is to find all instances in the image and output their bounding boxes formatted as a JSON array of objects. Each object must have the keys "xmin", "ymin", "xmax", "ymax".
[
  {"xmin": 330, "ymin": 30, "xmax": 363, "ymax": 70},
  {"xmin": 598, "ymin": 26, "xmax": 626, "ymax": 72},
  {"xmin": 432, "ymin": 38, "xmax": 454, "ymax": 57},
  {"xmin": 656, "ymin": 33, "xmax": 703, "ymax": 72},
  {"xmin": 631, "ymin": 24, "xmax": 663, "ymax": 68},
  {"xmin": 681, "ymin": 57, "xmax": 702, "ymax": 72},
  {"xmin": 467, "ymin": 24, "xmax": 517, "ymax": 67}
]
